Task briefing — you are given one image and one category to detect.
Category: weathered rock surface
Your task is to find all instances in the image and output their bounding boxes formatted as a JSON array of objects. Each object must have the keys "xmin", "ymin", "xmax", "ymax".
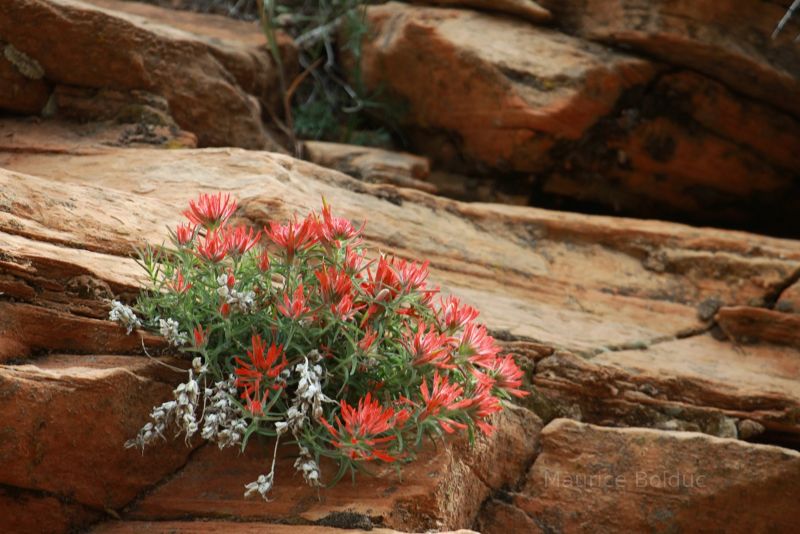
[
  {"xmin": 0, "ymin": 0, "xmax": 289, "ymax": 149},
  {"xmin": 0, "ymin": 45, "xmax": 50, "ymax": 114},
  {"xmin": 0, "ymin": 355, "xmax": 197, "ymax": 530},
  {"xmin": 539, "ymin": 0, "xmax": 800, "ymax": 118},
  {"xmin": 303, "ymin": 140, "xmax": 435, "ymax": 192},
  {"xmin": 356, "ymin": 2, "xmax": 655, "ymax": 174},
  {"xmin": 127, "ymin": 405, "xmax": 540, "ymax": 531},
  {"xmin": 415, "ymin": 0, "xmax": 552, "ymax": 23},
  {"xmin": 777, "ymin": 278, "xmax": 800, "ymax": 314},
  {"xmin": 352, "ymin": 3, "xmax": 800, "ymax": 233},
  {"xmin": 1, "ymin": 140, "xmax": 799, "ymax": 531},
  {"xmin": 501, "ymin": 419, "xmax": 800, "ymax": 533},
  {"xmin": 91, "ymin": 523, "xmax": 418, "ymax": 534}
]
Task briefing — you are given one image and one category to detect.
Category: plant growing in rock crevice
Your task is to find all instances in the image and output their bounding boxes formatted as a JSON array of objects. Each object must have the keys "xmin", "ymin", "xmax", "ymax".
[{"xmin": 117, "ymin": 192, "xmax": 527, "ymax": 498}]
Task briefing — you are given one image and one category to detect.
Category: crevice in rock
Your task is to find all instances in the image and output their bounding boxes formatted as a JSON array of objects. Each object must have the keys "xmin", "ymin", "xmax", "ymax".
[
  {"xmin": 764, "ymin": 264, "xmax": 800, "ymax": 309},
  {"xmin": 106, "ymin": 441, "xmax": 210, "ymax": 527}
]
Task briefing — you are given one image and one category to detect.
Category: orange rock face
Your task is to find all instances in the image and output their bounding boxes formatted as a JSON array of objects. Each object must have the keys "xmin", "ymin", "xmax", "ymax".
[
  {"xmin": 505, "ymin": 419, "xmax": 800, "ymax": 533},
  {"xmin": 126, "ymin": 405, "xmax": 540, "ymax": 531},
  {"xmin": 0, "ymin": 355, "xmax": 197, "ymax": 530},
  {"xmin": 357, "ymin": 2, "xmax": 655, "ymax": 174},
  {"xmin": 415, "ymin": 0, "xmax": 552, "ymax": 23},
  {"xmin": 353, "ymin": 3, "xmax": 800, "ymax": 232},
  {"xmin": 0, "ymin": 0, "xmax": 289, "ymax": 149},
  {"xmin": 1, "ymin": 138, "xmax": 799, "ymax": 531},
  {"xmin": 540, "ymin": 0, "xmax": 800, "ymax": 118}
]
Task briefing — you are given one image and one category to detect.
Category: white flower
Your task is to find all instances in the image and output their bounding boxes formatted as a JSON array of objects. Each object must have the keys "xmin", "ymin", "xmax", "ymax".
[
  {"xmin": 158, "ymin": 318, "xmax": 188, "ymax": 346},
  {"xmin": 109, "ymin": 300, "xmax": 141, "ymax": 334},
  {"xmin": 244, "ymin": 473, "xmax": 274, "ymax": 500},
  {"xmin": 293, "ymin": 446, "xmax": 321, "ymax": 487}
]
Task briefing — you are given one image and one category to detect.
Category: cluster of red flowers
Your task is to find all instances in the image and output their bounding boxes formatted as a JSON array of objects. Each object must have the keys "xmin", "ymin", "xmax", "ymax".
[{"xmin": 156, "ymin": 192, "xmax": 528, "ymax": 478}]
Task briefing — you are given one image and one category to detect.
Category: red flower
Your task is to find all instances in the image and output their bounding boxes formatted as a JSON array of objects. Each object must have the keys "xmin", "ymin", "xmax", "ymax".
[
  {"xmin": 264, "ymin": 216, "xmax": 317, "ymax": 261},
  {"xmin": 393, "ymin": 258, "xmax": 430, "ymax": 293},
  {"xmin": 224, "ymin": 225, "xmax": 261, "ymax": 256},
  {"xmin": 357, "ymin": 327, "xmax": 379, "ymax": 354},
  {"xmin": 168, "ymin": 270, "xmax": 191, "ymax": 293},
  {"xmin": 330, "ymin": 293, "xmax": 363, "ymax": 321},
  {"xmin": 343, "ymin": 246, "xmax": 368, "ymax": 277},
  {"xmin": 193, "ymin": 325, "xmax": 208, "ymax": 347},
  {"xmin": 437, "ymin": 296, "xmax": 479, "ymax": 333},
  {"xmin": 277, "ymin": 283, "xmax": 310, "ymax": 320},
  {"xmin": 478, "ymin": 355, "xmax": 529, "ymax": 398},
  {"xmin": 457, "ymin": 322, "xmax": 501, "ymax": 368},
  {"xmin": 419, "ymin": 372, "xmax": 471, "ymax": 433},
  {"xmin": 175, "ymin": 223, "xmax": 196, "ymax": 246},
  {"xmin": 320, "ymin": 393, "xmax": 401, "ymax": 463},
  {"xmin": 219, "ymin": 302, "xmax": 231, "ymax": 317},
  {"xmin": 196, "ymin": 229, "xmax": 228, "ymax": 263},
  {"xmin": 405, "ymin": 323, "xmax": 454, "ymax": 369},
  {"xmin": 258, "ymin": 248, "xmax": 270, "ymax": 272},
  {"xmin": 315, "ymin": 267, "xmax": 352, "ymax": 302},
  {"xmin": 234, "ymin": 336, "xmax": 287, "ymax": 413},
  {"xmin": 183, "ymin": 192, "xmax": 237, "ymax": 229},
  {"xmin": 469, "ymin": 386, "xmax": 502, "ymax": 435},
  {"xmin": 315, "ymin": 202, "xmax": 363, "ymax": 246}
]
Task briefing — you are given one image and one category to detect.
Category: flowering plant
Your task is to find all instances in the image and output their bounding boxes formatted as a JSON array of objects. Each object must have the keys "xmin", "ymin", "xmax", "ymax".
[{"xmin": 117, "ymin": 192, "xmax": 527, "ymax": 498}]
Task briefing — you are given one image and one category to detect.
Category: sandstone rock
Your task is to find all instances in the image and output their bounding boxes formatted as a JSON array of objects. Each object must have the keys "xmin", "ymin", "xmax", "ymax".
[
  {"xmin": 355, "ymin": 2, "xmax": 655, "ymax": 174},
  {"xmin": 414, "ymin": 0, "xmax": 552, "ymax": 23},
  {"xmin": 0, "ymin": 0, "xmax": 289, "ymax": 148},
  {"xmin": 776, "ymin": 278, "xmax": 800, "ymax": 313},
  {"xmin": 2, "ymin": 142, "xmax": 800, "ymax": 529},
  {"xmin": 91, "ymin": 522, "xmax": 407, "ymax": 534},
  {"xmin": 534, "ymin": 335, "xmax": 800, "ymax": 442},
  {"xmin": 716, "ymin": 306, "xmax": 800, "ymax": 346},
  {"xmin": 127, "ymin": 405, "xmax": 541, "ymax": 531},
  {"xmin": 509, "ymin": 419, "xmax": 800, "ymax": 533},
  {"xmin": 352, "ymin": 3, "xmax": 800, "ymax": 232},
  {"xmin": 539, "ymin": 0, "xmax": 800, "ymax": 118},
  {"xmin": 542, "ymin": 71, "xmax": 800, "ymax": 232},
  {"xmin": 0, "ymin": 46, "xmax": 50, "ymax": 114},
  {"xmin": 0, "ymin": 116, "xmax": 197, "ymax": 151},
  {"xmin": 0, "ymin": 355, "xmax": 196, "ymax": 515},
  {"xmin": 303, "ymin": 140, "xmax": 435, "ymax": 193},
  {"xmin": 0, "ymin": 301, "xmax": 166, "ymax": 361},
  {"xmin": 0, "ymin": 488, "xmax": 100, "ymax": 534}
]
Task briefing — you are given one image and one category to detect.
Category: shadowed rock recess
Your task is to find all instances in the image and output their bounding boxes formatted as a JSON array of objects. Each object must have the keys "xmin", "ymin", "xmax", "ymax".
[{"xmin": 1, "ymin": 0, "xmax": 799, "ymax": 533}]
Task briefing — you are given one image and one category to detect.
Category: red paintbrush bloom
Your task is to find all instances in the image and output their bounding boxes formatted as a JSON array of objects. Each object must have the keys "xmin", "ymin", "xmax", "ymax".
[
  {"xmin": 175, "ymin": 223, "xmax": 196, "ymax": 246},
  {"xmin": 183, "ymin": 192, "xmax": 237, "ymax": 230},
  {"xmin": 219, "ymin": 302, "xmax": 231, "ymax": 317},
  {"xmin": 277, "ymin": 283, "xmax": 310, "ymax": 320},
  {"xmin": 195, "ymin": 229, "xmax": 228, "ymax": 263},
  {"xmin": 393, "ymin": 258, "xmax": 430, "ymax": 293},
  {"xmin": 192, "ymin": 325, "xmax": 207, "ymax": 347},
  {"xmin": 258, "ymin": 248, "xmax": 270, "ymax": 272},
  {"xmin": 234, "ymin": 336, "xmax": 287, "ymax": 413},
  {"xmin": 405, "ymin": 323, "xmax": 455, "ymax": 369},
  {"xmin": 457, "ymin": 322, "xmax": 501, "ymax": 368},
  {"xmin": 330, "ymin": 293, "xmax": 364, "ymax": 321},
  {"xmin": 265, "ymin": 216, "xmax": 317, "ymax": 261},
  {"xmin": 479, "ymin": 354, "xmax": 529, "ymax": 398},
  {"xmin": 437, "ymin": 296, "xmax": 479, "ymax": 333},
  {"xmin": 224, "ymin": 225, "xmax": 261, "ymax": 256},
  {"xmin": 315, "ymin": 266, "xmax": 353, "ymax": 302},
  {"xmin": 419, "ymin": 372, "xmax": 471, "ymax": 434},
  {"xmin": 168, "ymin": 270, "xmax": 191, "ymax": 293},
  {"xmin": 469, "ymin": 386, "xmax": 502, "ymax": 436},
  {"xmin": 342, "ymin": 246, "xmax": 369, "ymax": 277},
  {"xmin": 363, "ymin": 255, "xmax": 401, "ymax": 299},
  {"xmin": 315, "ymin": 202, "xmax": 363, "ymax": 246},
  {"xmin": 357, "ymin": 327, "xmax": 379, "ymax": 354},
  {"xmin": 320, "ymin": 393, "xmax": 400, "ymax": 463}
]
